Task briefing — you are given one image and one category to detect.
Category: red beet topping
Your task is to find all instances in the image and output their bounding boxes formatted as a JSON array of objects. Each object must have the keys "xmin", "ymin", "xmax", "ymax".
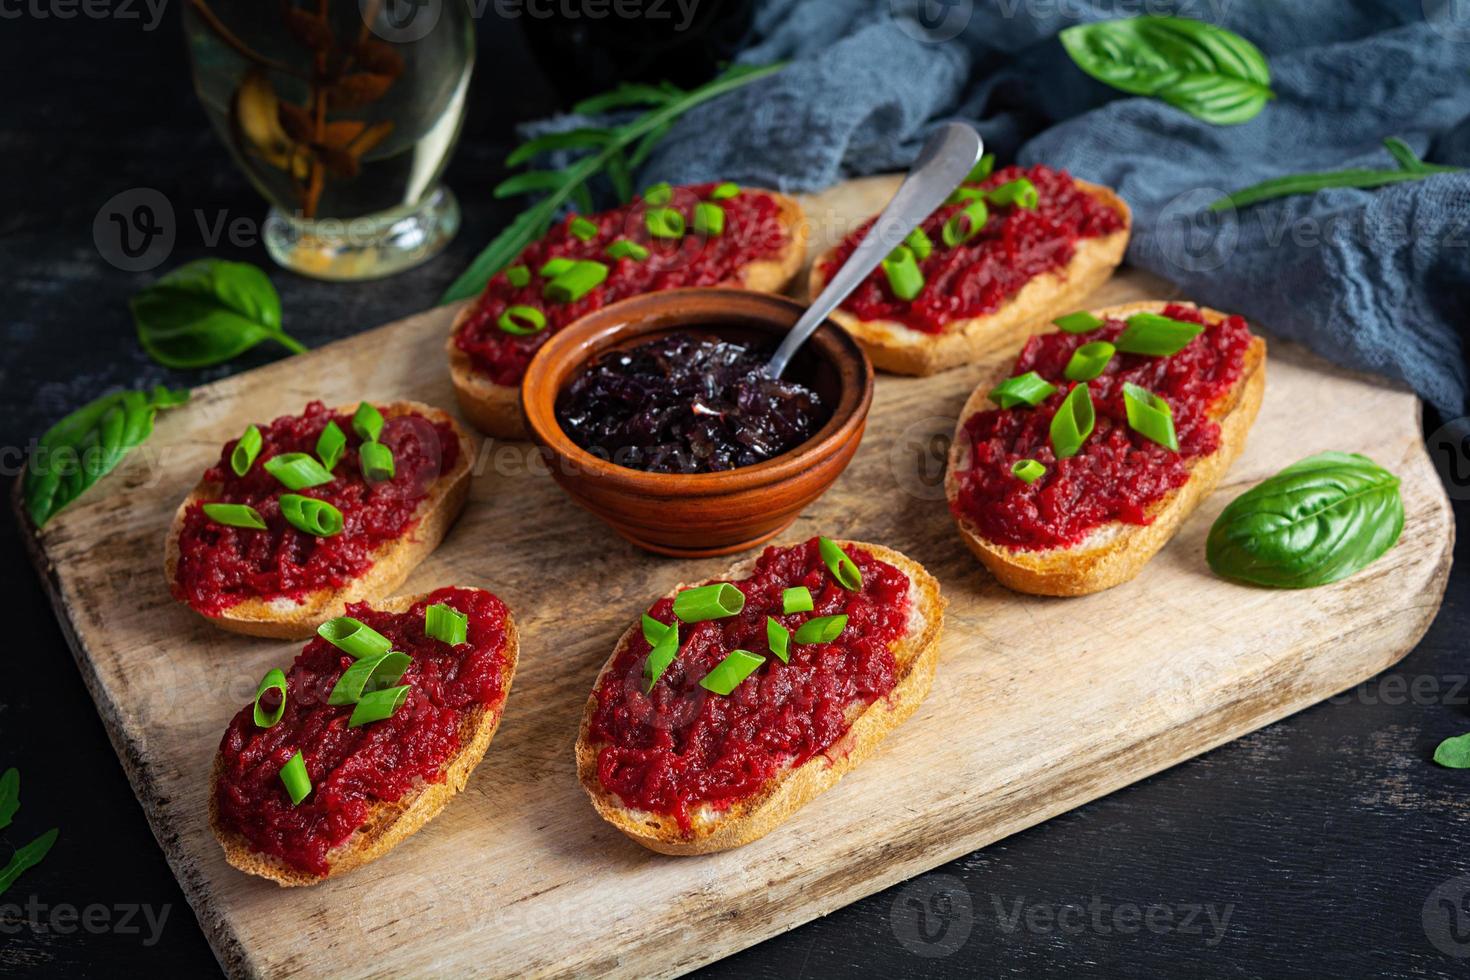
[
  {"xmin": 821, "ymin": 164, "xmax": 1125, "ymax": 334},
  {"xmin": 588, "ymin": 538, "xmax": 912, "ymax": 830},
  {"xmin": 214, "ymin": 587, "xmax": 510, "ymax": 877},
  {"xmin": 454, "ymin": 183, "xmax": 790, "ymax": 385},
  {"xmin": 951, "ymin": 305, "xmax": 1254, "ymax": 551},
  {"xmin": 173, "ymin": 402, "xmax": 460, "ymax": 615}
]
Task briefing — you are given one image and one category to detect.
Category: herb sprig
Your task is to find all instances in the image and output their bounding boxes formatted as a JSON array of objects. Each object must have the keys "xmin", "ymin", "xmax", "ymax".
[
  {"xmin": 131, "ymin": 259, "xmax": 305, "ymax": 369},
  {"xmin": 0, "ymin": 769, "xmax": 59, "ymax": 898},
  {"xmin": 1210, "ymin": 137, "xmax": 1462, "ymax": 211},
  {"xmin": 440, "ymin": 63, "xmax": 784, "ymax": 305}
]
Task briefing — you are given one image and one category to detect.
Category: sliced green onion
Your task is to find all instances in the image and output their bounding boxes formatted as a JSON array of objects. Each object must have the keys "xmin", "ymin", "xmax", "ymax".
[
  {"xmin": 882, "ymin": 245, "xmax": 925, "ymax": 301},
  {"xmin": 279, "ymin": 493, "xmax": 344, "ymax": 536},
  {"xmin": 316, "ymin": 420, "xmax": 346, "ymax": 472},
  {"xmin": 253, "ymin": 668, "xmax": 287, "ymax": 728},
  {"xmin": 645, "ymin": 207, "xmax": 685, "ymax": 239},
  {"xmin": 545, "ymin": 260, "xmax": 609, "ymax": 303},
  {"xmin": 505, "ymin": 265, "xmax": 531, "ymax": 288},
  {"xmin": 263, "ymin": 452, "xmax": 334, "ymax": 490},
  {"xmin": 569, "ymin": 216, "xmax": 598, "ymax": 241},
  {"xmin": 693, "ymin": 201, "xmax": 725, "ymax": 236},
  {"xmin": 1116, "ymin": 313, "xmax": 1205, "ymax": 357},
  {"xmin": 782, "ymin": 586, "xmax": 814, "ymax": 614},
  {"xmin": 539, "ymin": 257, "xmax": 575, "ymax": 278},
  {"xmin": 328, "ymin": 651, "xmax": 411, "ymax": 705},
  {"xmin": 673, "ymin": 583, "xmax": 745, "ymax": 622},
  {"xmin": 1064, "ymin": 341, "xmax": 1116, "ymax": 382},
  {"xmin": 766, "ymin": 617, "xmax": 790, "ymax": 664},
  {"xmin": 202, "ymin": 502, "xmax": 266, "ymax": 530},
  {"xmin": 698, "ymin": 649, "xmax": 765, "ymax": 695},
  {"xmin": 425, "ymin": 603, "xmax": 468, "ymax": 645},
  {"xmin": 318, "ymin": 616, "xmax": 392, "ymax": 659},
  {"xmin": 966, "ymin": 153, "xmax": 995, "ymax": 183},
  {"xmin": 1049, "ymin": 384, "xmax": 1095, "ymax": 459},
  {"xmin": 359, "ymin": 441, "xmax": 395, "ymax": 483},
  {"xmin": 642, "ymin": 181, "xmax": 673, "ymax": 205},
  {"xmin": 230, "ymin": 424, "xmax": 262, "ymax": 477},
  {"xmin": 606, "ymin": 239, "xmax": 649, "ymax": 261},
  {"xmin": 1122, "ymin": 382, "xmax": 1180, "ymax": 451},
  {"xmin": 352, "ymin": 402, "xmax": 384, "ymax": 443},
  {"xmin": 280, "ymin": 750, "xmax": 310, "ymax": 805},
  {"xmin": 989, "ymin": 371, "xmax": 1058, "ymax": 410},
  {"xmin": 641, "ymin": 613, "xmax": 672, "ymax": 645},
  {"xmin": 794, "ymin": 614, "xmax": 848, "ymax": 645},
  {"xmin": 497, "ymin": 305, "xmax": 548, "ymax": 335},
  {"xmin": 1012, "ymin": 459, "xmax": 1046, "ymax": 484},
  {"xmin": 987, "ymin": 177, "xmax": 1039, "ymax": 209},
  {"xmin": 349, "ymin": 685, "xmax": 410, "ymax": 727},
  {"xmin": 642, "ymin": 623, "xmax": 679, "ymax": 694},
  {"xmin": 942, "ymin": 199, "xmax": 989, "ymax": 246},
  {"xmin": 1053, "ymin": 311, "xmax": 1103, "ymax": 334},
  {"xmin": 904, "ymin": 226, "xmax": 933, "ymax": 260},
  {"xmin": 819, "ymin": 536, "xmax": 863, "ymax": 591},
  {"xmin": 946, "ymin": 186, "xmax": 986, "ymax": 206},
  {"xmin": 709, "ymin": 181, "xmax": 740, "ymax": 200}
]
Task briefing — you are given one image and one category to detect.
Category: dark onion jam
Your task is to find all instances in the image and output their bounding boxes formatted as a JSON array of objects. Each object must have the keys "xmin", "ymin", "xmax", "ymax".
[{"xmin": 555, "ymin": 333, "xmax": 825, "ymax": 474}]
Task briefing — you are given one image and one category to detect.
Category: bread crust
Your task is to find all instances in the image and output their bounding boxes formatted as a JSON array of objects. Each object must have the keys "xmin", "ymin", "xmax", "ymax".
[
  {"xmin": 164, "ymin": 401, "xmax": 474, "ymax": 639},
  {"xmin": 808, "ymin": 180, "xmax": 1131, "ymax": 376},
  {"xmin": 575, "ymin": 540, "xmax": 945, "ymax": 855},
  {"xmin": 945, "ymin": 301, "xmax": 1267, "ymax": 597},
  {"xmin": 208, "ymin": 589, "xmax": 519, "ymax": 887},
  {"xmin": 447, "ymin": 190, "xmax": 810, "ymax": 439}
]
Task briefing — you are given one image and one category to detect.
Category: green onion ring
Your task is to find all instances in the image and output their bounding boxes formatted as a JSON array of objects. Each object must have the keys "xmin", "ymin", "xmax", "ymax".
[
  {"xmin": 352, "ymin": 402, "xmax": 385, "ymax": 443},
  {"xmin": 328, "ymin": 651, "xmax": 411, "ymax": 706},
  {"xmin": 315, "ymin": 420, "xmax": 347, "ymax": 472},
  {"xmin": 1064, "ymin": 341, "xmax": 1116, "ymax": 382},
  {"xmin": 1012, "ymin": 459, "xmax": 1046, "ymax": 484},
  {"xmin": 1053, "ymin": 311, "xmax": 1103, "ymax": 334},
  {"xmin": 673, "ymin": 583, "xmax": 746, "ymax": 622},
  {"xmin": 263, "ymin": 452, "xmax": 334, "ymax": 490},
  {"xmin": 253, "ymin": 668, "xmax": 288, "ymax": 728},
  {"xmin": 606, "ymin": 239, "xmax": 650, "ymax": 261},
  {"xmin": 569, "ymin": 216, "xmax": 598, "ymax": 241},
  {"xmin": 280, "ymin": 750, "xmax": 311, "ymax": 805},
  {"xmin": 709, "ymin": 181, "xmax": 740, "ymax": 200},
  {"xmin": 641, "ymin": 622, "xmax": 680, "ymax": 693},
  {"xmin": 882, "ymin": 245, "xmax": 925, "ymax": 301},
  {"xmin": 946, "ymin": 185, "xmax": 986, "ymax": 206},
  {"xmin": 904, "ymin": 226, "xmax": 933, "ymax": 261},
  {"xmin": 818, "ymin": 536, "xmax": 863, "ymax": 591},
  {"xmin": 349, "ymin": 685, "xmax": 411, "ymax": 727},
  {"xmin": 693, "ymin": 201, "xmax": 725, "ymax": 236},
  {"xmin": 318, "ymin": 616, "xmax": 392, "ymax": 659},
  {"xmin": 966, "ymin": 153, "xmax": 995, "ymax": 183},
  {"xmin": 1049, "ymin": 384, "xmax": 1096, "ymax": 459},
  {"xmin": 230, "ymin": 424, "xmax": 262, "ymax": 477},
  {"xmin": 698, "ymin": 649, "xmax": 765, "ymax": 695},
  {"xmin": 279, "ymin": 493, "xmax": 344, "ymax": 537},
  {"xmin": 987, "ymin": 177, "xmax": 1039, "ymax": 209},
  {"xmin": 766, "ymin": 617, "xmax": 790, "ymax": 664},
  {"xmin": 545, "ymin": 260, "xmax": 609, "ymax": 303},
  {"xmin": 1123, "ymin": 382, "xmax": 1180, "ymax": 451},
  {"xmin": 989, "ymin": 371, "xmax": 1058, "ymax": 410},
  {"xmin": 641, "ymin": 613, "xmax": 672, "ymax": 645},
  {"xmin": 782, "ymin": 586, "xmax": 814, "ymax": 614},
  {"xmin": 538, "ymin": 257, "xmax": 575, "ymax": 278},
  {"xmin": 942, "ymin": 199, "xmax": 989, "ymax": 247},
  {"xmin": 202, "ymin": 502, "xmax": 266, "ymax": 530},
  {"xmin": 505, "ymin": 265, "xmax": 531, "ymax": 288},
  {"xmin": 794, "ymin": 614, "xmax": 848, "ymax": 645},
  {"xmin": 425, "ymin": 603, "xmax": 468, "ymax": 645},
  {"xmin": 644, "ymin": 207, "xmax": 686, "ymax": 239},
  {"xmin": 497, "ymin": 305, "xmax": 548, "ymax": 335},
  {"xmin": 1116, "ymin": 312, "xmax": 1205, "ymax": 356},
  {"xmin": 642, "ymin": 181, "xmax": 673, "ymax": 205},
  {"xmin": 359, "ymin": 441, "xmax": 395, "ymax": 483}
]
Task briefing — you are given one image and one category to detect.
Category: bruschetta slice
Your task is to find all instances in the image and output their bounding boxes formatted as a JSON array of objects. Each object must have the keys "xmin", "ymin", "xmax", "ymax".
[
  {"xmin": 210, "ymin": 587, "xmax": 517, "ymax": 885},
  {"xmin": 946, "ymin": 300, "xmax": 1266, "ymax": 596},
  {"xmin": 448, "ymin": 182, "xmax": 808, "ymax": 438},
  {"xmin": 576, "ymin": 536, "xmax": 945, "ymax": 854},
  {"xmin": 809, "ymin": 163, "xmax": 1131, "ymax": 376},
  {"xmin": 166, "ymin": 400, "xmax": 472, "ymax": 638}
]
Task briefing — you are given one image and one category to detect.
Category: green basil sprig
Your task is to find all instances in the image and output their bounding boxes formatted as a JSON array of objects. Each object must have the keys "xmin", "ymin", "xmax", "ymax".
[
  {"xmin": 22, "ymin": 385, "xmax": 190, "ymax": 527},
  {"xmin": 1206, "ymin": 452, "xmax": 1404, "ymax": 589},
  {"xmin": 1433, "ymin": 733, "xmax": 1470, "ymax": 769},
  {"xmin": 1060, "ymin": 16, "xmax": 1273, "ymax": 126},
  {"xmin": 130, "ymin": 259, "xmax": 306, "ymax": 369},
  {"xmin": 1209, "ymin": 137, "xmax": 1463, "ymax": 212},
  {"xmin": 0, "ymin": 768, "xmax": 59, "ymax": 898}
]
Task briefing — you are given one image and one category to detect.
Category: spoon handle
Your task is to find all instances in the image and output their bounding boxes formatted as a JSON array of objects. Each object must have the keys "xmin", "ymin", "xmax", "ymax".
[{"xmin": 766, "ymin": 122, "xmax": 983, "ymax": 379}]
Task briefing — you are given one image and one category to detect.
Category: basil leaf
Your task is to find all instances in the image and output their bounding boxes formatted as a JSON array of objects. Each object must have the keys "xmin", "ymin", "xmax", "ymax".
[
  {"xmin": 1434, "ymin": 732, "xmax": 1470, "ymax": 769},
  {"xmin": 130, "ymin": 259, "xmax": 305, "ymax": 369},
  {"xmin": 1060, "ymin": 16, "xmax": 1274, "ymax": 126},
  {"xmin": 1206, "ymin": 452, "xmax": 1404, "ymax": 589},
  {"xmin": 23, "ymin": 385, "xmax": 190, "ymax": 527},
  {"xmin": 0, "ymin": 827, "xmax": 58, "ymax": 897}
]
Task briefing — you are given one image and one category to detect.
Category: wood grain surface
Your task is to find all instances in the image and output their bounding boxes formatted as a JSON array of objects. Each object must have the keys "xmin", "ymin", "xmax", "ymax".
[{"xmin": 19, "ymin": 177, "xmax": 1454, "ymax": 978}]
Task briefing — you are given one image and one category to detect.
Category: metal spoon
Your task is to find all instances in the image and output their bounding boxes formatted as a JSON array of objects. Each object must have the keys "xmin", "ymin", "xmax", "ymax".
[{"xmin": 766, "ymin": 122, "xmax": 983, "ymax": 379}]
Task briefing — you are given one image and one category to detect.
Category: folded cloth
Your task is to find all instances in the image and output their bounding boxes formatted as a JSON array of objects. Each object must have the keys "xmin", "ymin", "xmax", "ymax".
[{"xmin": 627, "ymin": 0, "xmax": 1470, "ymax": 420}]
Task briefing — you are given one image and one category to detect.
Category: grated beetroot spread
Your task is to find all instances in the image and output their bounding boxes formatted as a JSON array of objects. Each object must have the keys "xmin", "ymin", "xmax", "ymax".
[
  {"xmin": 951, "ymin": 305, "xmax": 1254, "ymax": 551},
  {"xmin": 214, "ymin": 588, "xmax": 511, "ymax": 877},
  {"xmin": 454, "ymin": 183, "xmax": 791, "ymax": 386},
  {"xmin": 821, "ymin": 164, "xmax": 1125, "ymax": 334},
  {"xmin": 173, "ymin": 402, "xmax": 460, "ymax": 616},
  {"xmin": 588, "ymin": 538, "xmax": 912, "ymax": 831}
]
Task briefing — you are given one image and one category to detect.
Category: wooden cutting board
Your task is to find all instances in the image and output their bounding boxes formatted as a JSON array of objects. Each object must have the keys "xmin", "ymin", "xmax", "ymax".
[{"xmin": 20, "ymin": 176, "xmax": 1454, "ymax": 978}]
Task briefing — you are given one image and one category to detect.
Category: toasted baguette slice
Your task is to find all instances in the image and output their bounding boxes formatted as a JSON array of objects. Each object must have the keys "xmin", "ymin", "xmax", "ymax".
[
  {"xmin": 165, "ymin": 401, "xmax": 474, "ymax": 639},
  {"xmin": 809, "ymin": 179, "xmax": 1131, "ymax": 376},
  {"xmin": 448, "ymin": 190, "xmax": 809, "ymax": 439},
  {"xmin": 576, "ymin": 540, "xmax": 945, "ymax": 855},
  {"xmin": 946, "ymin": 301, "xmax": 1267, "ymax": 597},
  {"xmin": 209, "ymin": 589, "xmax": 518, "ymax": 886}
]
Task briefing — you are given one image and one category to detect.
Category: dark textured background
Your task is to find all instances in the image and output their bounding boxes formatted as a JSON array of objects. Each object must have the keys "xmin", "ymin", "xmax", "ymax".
[{"xmin": 3, "ymin": 10, "xmax": 1469, "ymax": 978}]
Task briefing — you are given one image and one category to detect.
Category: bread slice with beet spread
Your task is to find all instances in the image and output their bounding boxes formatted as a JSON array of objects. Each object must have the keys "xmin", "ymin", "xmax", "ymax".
[
  {"xmin": 165, "ymin": 400, "xmax": 473, "ymax": 639},
  {"xmin": 447, "ymin": 184, "xmax": 808, "ymax": 439},
  {"xmin": 209, "ymin": 587, "xmax": 518, "ymax": 886},
  {"xmin": 945, "ymin": 300, "xmax": 1266, "ymax": 596},
  {"xmin": 809, "ymin": 165, "xmax": 1131, "ymax": 377},
  {"xmin": 575, "ymin": 537, "xmax": 945, "ymax": 855}
]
